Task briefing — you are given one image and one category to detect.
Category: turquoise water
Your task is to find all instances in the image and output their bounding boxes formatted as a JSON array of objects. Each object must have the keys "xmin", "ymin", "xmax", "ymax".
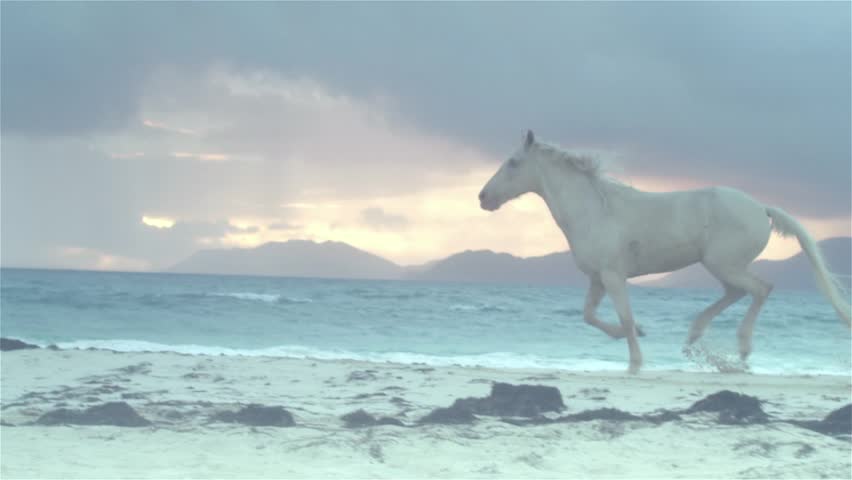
[{"xmin": 1, "ymin": 268, "xmax": 849, "ymax": 375}]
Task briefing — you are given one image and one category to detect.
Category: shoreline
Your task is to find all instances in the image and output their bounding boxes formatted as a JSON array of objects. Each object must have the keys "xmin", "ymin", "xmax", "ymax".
[
  {"xmin": 2, "ymin": 348, "xmax": 850, "ymax": 478},
  {"xmin": 5, "ymin": 337, "xmax": 850, "ymax": 378}
]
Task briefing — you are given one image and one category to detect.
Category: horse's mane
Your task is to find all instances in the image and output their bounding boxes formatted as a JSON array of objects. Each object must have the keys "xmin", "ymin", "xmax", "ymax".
[
  {"xmin": 535, "ymin": 141, "xmax": 606, "ymax": 177},
  {"xmin": 534, "ymin": 141, "xmax": 632, "ymax": 208}
]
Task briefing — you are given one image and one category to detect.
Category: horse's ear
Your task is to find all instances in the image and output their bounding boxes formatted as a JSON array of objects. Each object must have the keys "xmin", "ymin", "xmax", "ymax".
[{"xmin": 524, "ymin": 130, "xmax": 535, "ymax": 149}]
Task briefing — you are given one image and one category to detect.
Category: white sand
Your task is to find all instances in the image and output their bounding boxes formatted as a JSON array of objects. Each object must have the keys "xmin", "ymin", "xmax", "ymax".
[{"xmin": 1, "ymin": 348, "xmax": 850, "ymax": 479}]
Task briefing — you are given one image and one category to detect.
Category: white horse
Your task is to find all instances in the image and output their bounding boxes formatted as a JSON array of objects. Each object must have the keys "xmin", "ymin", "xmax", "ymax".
[{"xmin": 479, "ymin": 130, "xmax": 851, "ymax": 373}]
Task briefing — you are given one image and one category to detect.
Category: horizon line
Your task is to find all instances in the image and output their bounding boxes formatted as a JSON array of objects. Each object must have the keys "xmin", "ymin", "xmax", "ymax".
[{"xmin": 2, "ymin": 235, "xmax": 848, "ymax": 278}]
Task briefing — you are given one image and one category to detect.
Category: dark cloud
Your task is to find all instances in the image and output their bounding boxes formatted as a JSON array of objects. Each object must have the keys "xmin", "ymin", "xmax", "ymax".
[
  {"xmin": 1, "ymin": 3, "xmax": 145, "ymax": 135},
  {"xmin": 361, "ymin": 207, "xmax": 409, "ymax": 231},
  {"xmin": 5, "ymin": 3, "xmax": 848, "ymax": 149}
]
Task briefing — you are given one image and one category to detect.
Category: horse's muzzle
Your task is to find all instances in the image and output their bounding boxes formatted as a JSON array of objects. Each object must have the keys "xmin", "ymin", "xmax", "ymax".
[{"xmin": 479, "ymin": 192, "xmax": 499, "ymax": 211}]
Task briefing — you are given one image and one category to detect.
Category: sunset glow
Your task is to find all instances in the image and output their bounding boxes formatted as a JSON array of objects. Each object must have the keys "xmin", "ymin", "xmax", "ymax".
[
  {"xmin": 141, "ymin": 216, "xmax": 176, "ymax": 229},
  {"xmin": 241, "ymin": 168, "xmax": 848, "ymax": 266}
]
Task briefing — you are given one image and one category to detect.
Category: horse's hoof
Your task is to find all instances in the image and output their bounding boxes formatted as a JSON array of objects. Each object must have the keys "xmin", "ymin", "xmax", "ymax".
[
  {"xmin": 628, "ymin": 364, "xmax": 641, "ymax": 375},
  {"xmin": 738, "ymin": 336, "xmax": 752, "ymax": 361}
]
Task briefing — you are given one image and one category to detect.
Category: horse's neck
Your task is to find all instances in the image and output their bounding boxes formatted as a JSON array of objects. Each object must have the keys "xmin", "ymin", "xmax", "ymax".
[{"xmin": 536, "ymin": 161, "xmax": 609, "ymax": 243}]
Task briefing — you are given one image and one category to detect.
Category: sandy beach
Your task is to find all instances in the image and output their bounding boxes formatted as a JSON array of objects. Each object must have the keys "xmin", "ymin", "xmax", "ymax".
[{"xmin": 1, "ymin": 347, "xmax": 850, "ymax": 479}]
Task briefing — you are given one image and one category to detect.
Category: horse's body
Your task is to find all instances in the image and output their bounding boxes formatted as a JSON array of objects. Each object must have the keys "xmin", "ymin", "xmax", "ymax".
[{"xmin": 479, "ymin": 131, "xmax": 851, "ymax": 373}]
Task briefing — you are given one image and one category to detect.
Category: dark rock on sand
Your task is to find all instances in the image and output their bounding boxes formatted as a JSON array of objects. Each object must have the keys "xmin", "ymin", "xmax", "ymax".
[
  {"xmin": 792, "ymin": 404, "xmax": 852, "ymax": 437},
  {"xmin": 1, "ymin": 338, "xmax": 39, "ymax": 351},
  {"xmin": 35, "ymin": 401, "xmax": 151, "ymax": 427},
  {"xmin": 342, "ymin": 409, "xmax": 377, "ymax": 427},
  {"xmin": 820, "ymin": 404, "xmax": 852, "ymax": 435},
  {"xmin": 212, "ymin": 404, "xmax": 295, "ymax": 427},
  {"xmin": 419, "ymin": 401, "xmax": 478, "ymax": 425},
  {"xmin": 686, "ymin": 390, "xmax": 768, "ymax": 425},
  {"xmin": 467, "ymin": 383, "xmax": 565, "ymax": 417},
  {"xmin": 418, "ymin": 382, "xmax": 565, "ymax": 425},
  {"xmin": 341, "ymin": 409, "xmax": 405, "ymax": 428}
]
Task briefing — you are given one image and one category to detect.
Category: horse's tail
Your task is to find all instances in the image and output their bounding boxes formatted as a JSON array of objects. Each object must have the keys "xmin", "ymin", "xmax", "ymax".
[{"xmin": 766, "ymin": 206, "xmax": 851, "ymax": 327}]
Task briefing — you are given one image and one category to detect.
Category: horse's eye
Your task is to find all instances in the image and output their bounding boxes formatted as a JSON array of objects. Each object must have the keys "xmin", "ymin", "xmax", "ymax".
[{"xmin": 508, "ymin": 158, "xmax": 519, "ymax": 168}]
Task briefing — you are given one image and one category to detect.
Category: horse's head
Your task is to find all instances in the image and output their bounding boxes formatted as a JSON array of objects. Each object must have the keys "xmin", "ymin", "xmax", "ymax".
[{"xmin": 479, "ymin": 130, "xmax": 542, "ymax": 211}]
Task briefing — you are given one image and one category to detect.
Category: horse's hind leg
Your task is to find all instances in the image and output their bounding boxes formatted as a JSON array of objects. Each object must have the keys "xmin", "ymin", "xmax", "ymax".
[
  {"xmin": 707, "ymin": 268, "xmax": 773, "ymax": 360},
  {"xmin": 686, "ymin": 283, "xmax": 745, "ymax": 344}
]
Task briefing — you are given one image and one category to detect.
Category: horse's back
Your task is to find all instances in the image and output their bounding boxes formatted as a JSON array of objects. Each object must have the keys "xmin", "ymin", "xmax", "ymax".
[{"xmin": 616, "ymin": 186, "xmax": 770, "ymax": 276}]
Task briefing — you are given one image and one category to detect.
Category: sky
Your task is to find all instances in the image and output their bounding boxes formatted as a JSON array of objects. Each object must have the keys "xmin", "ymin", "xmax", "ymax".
[{"xmin": 1, "ymin": 2, "xmax": 850, "ymax": 271}]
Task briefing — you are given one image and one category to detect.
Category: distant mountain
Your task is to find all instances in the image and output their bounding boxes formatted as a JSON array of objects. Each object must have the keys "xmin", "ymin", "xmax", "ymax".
[
  {"xmin": 169, "ymin": 241, "xmax": 588, "ymax": 286},
  {"xmin": 646, "ymin": 237, "xmax": 851, "ymax": 291},
  {"xmin": 168, "ymin": 240, "xmax": 403, "ymax": 280},
  {"xmin": 405, "ymin": 250, "xmax": 588, "ymax": 286}
]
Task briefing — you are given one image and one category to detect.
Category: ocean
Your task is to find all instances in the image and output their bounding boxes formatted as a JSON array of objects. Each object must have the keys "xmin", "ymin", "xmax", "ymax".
[{"xmin": 1, "ymin": 268, "xmax": 849, "ymax": 376}]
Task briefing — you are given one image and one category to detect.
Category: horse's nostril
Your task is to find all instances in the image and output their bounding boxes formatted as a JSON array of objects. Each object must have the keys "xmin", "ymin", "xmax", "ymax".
[{"xmin": 478, "ymin": 191, "xmax": 486, "ymax": 201}]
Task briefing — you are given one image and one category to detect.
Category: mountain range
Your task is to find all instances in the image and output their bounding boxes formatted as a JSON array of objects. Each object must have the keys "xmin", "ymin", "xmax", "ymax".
[
  {"xmin": 168, "ymin": 237, "xmax": 851, "ymax": 291},
  {"xmin": 168, "ymin": 240, "xmax": 400, "ymax": 280}
]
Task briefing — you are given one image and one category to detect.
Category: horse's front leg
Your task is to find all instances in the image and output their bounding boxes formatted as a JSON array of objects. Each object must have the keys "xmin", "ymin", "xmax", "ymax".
[
  {"xmin": 600, "ymin": 271, "xmax": 643, "ymax": 374},
  {"xmin": 584, "ymin": 280, "xmax": 627, "ymax": 338},
  {"xmin": 583, "ymin": 280, "xmax": 645, "ymax": 339}
]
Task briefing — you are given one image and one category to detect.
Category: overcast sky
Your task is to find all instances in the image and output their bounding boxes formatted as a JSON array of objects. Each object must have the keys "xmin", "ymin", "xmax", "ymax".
[{"xmin": 2, "ymin": 2, "xmax": 849, "ymax": 271}]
